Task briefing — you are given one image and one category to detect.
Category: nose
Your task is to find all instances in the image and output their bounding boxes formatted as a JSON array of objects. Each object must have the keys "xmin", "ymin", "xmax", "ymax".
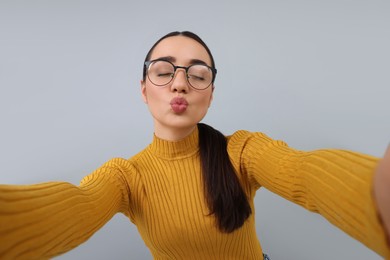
[{"xmin": 170, "ymin": 69, "xmax": 189, "ymax": 93}]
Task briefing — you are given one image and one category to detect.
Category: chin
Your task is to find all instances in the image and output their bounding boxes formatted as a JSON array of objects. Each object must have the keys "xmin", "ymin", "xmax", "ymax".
[
  {"xmin": 161, "ymin": 116, "xmax": 200, "ymax": 129},
  {"xmin": 168, "ymin": 120, "xmax": 198, "ymax": 130}
]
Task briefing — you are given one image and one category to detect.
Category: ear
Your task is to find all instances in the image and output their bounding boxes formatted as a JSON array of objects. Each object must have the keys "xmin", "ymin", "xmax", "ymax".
[
  {"xmin": 208, "ymin": 85, "xmax": 215, "ymax": 107},
  {"xmin": 141, "ymin": 80, "xmax": 148, "ymax": 104}
]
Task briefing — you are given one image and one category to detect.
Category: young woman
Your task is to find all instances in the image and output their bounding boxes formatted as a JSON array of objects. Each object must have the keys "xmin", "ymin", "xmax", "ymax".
[{"xmin": 0, "ymin": 31, "xmax": 389, "ymax": 259}]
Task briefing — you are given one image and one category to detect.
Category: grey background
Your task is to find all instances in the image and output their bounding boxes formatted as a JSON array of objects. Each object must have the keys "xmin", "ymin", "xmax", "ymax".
[{"xmin": 1, "ymin": 0, "xmax": 389, "ymax": 259}]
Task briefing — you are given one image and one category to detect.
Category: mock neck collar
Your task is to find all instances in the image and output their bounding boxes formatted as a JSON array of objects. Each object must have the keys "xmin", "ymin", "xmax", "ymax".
[{"xmin": 148, "ymin": 127, "xmax": 199, "ymax": 159}]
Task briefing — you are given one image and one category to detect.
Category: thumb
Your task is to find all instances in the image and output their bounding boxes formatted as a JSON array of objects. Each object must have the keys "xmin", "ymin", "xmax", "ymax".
[{"xmin": 373, "ymin": 144, "xmax": 390, "ymax": 241}]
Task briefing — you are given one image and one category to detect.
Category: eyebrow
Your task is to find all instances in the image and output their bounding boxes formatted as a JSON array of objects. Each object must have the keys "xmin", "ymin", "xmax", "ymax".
[{"xmin": 156, "ymin": 56, "xmax": 210, "ymax": 66}]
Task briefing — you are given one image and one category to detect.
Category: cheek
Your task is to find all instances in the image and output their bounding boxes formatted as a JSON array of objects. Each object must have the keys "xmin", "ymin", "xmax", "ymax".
[
  {"xmin": 194, "ymin": 92, "xmax": 213, "ymax": 112},
  {"xmin": 148, "ymin": 95, "xmax": 163, "ymax": 115},
  {"xmin": 144, "ymin": 86, "xmax": 163, "ymax": 104}
]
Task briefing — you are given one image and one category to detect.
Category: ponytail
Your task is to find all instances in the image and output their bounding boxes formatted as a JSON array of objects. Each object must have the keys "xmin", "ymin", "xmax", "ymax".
[{"xmin": 198, "ymin": 123, "xmax": 252, "ymax": 232}]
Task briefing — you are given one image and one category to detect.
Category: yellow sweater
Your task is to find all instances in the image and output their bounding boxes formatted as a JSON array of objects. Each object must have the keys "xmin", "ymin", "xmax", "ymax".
[{"xmin": 0, "ymin": 127, "xmax": 389, "ymax": 259}]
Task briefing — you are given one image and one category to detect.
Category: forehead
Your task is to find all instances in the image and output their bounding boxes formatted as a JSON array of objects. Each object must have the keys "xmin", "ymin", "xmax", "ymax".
[{"xmin": 149, "ymin": 36, "xmax": 212, "ymax": 66}]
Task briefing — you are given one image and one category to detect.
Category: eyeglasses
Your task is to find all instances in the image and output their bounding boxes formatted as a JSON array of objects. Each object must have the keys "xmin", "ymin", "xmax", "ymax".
[{"xmin": 144, "ymin": 59, "xmax": 217, "ymax": 90}]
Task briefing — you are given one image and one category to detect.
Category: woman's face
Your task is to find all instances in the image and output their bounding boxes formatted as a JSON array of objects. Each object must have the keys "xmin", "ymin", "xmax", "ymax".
[{"xmin": 141, "ymin": 36, "xmax": 214, "ymax": 140}]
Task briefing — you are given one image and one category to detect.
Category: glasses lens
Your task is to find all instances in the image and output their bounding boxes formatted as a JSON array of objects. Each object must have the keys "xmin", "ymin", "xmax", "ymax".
[
  {"xmin": 187, "ymin": 65, "xmax": 213, "ymax": 90},
  {"xmin": 147, "ymin": 60, "xmax": 174, "ymax": 86}
]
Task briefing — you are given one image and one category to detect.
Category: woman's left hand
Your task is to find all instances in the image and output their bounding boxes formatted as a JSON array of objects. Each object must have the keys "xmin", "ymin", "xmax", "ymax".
[{"xmin": 374, "ymin": 145, "xmax": 390, "ymax": 242}]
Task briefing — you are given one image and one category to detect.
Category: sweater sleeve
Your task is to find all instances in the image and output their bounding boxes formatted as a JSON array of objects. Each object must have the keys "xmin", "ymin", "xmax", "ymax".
[
  {"xmin": 229, "ymin": 130, "xmax": 390, "ymax": 258},
  {"xmin": 0, "ymin": 157, "xmax": 133, "ymax": 259}
]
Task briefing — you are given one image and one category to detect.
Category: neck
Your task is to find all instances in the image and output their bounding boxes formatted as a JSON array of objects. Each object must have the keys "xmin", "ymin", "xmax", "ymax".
[{"xmin": 154, "ymin": 123, "xmax": 197, "ymax": 141}]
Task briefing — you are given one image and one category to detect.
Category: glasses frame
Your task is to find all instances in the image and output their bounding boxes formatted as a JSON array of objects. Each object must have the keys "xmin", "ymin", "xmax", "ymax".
[{"xmin": 144, "ymin": 59, "xmax": 217, "ymax": 90}]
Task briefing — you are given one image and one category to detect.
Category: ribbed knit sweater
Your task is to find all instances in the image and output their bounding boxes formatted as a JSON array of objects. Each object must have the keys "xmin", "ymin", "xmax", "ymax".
[{"xmin": 0, "ymin": 127, "xmax": 389, "ymax": 259}]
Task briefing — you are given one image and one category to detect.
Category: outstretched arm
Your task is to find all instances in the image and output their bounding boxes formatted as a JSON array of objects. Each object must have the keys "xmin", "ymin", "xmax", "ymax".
[
  {"xmin": 228, "ymin": 131, "xmax": 390, "ymax": 258},
  {"xmin": 374, "ymin": 146, "xmax": 390, "ymax": 244},
  {"xmin": 0, "ymin": 158, "xmax": 132, "ymax": 259}
]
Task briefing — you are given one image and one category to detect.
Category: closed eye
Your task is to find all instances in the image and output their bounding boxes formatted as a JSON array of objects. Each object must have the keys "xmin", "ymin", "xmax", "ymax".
[
  {"xmin": 157, "ymin": 73, "xmax": 173, "ymax": 77},
  {"xmin": 188, "ymin": 74, "xmax": 205, "ymax": 81}
]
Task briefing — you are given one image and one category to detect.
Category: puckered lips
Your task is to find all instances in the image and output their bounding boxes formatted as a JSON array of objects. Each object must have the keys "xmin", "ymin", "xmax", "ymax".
[{"xmin": 170, "ymin": 97, "xmax": 188, "ymax": 113}]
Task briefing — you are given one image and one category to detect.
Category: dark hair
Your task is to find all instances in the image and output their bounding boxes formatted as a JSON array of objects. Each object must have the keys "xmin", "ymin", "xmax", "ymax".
[
  {"xmin": 198, "ymin": 123, "xmax": 252, "ymax": 232},
  {"xmin": 143, "ymin": 31, "xmax": 251, "ymax": 232}
]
